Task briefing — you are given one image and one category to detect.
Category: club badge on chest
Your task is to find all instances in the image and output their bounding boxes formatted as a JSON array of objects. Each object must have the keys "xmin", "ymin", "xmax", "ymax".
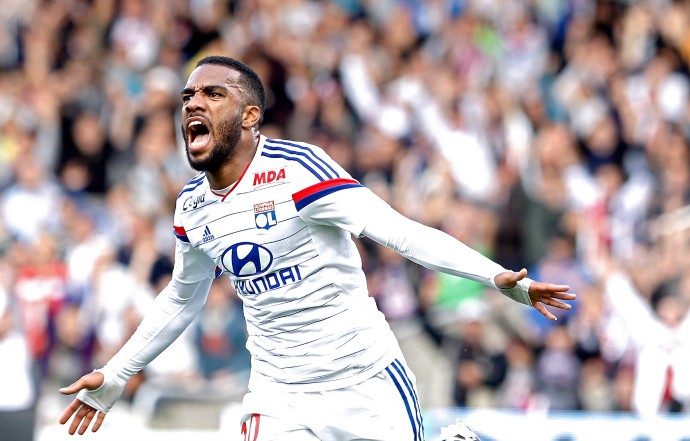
[{"xmin": 254, "ymin": 201, "xmax": 277, "ymax": 230}]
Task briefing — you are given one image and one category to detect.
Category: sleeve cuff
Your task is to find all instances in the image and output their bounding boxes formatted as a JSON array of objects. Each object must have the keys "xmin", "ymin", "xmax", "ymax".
[
  {"xmin": 75, "ymin": 368, "xmax": 127, "ymax": 414},
  {"xmin": 499, "ymin": 277, "xmax": 533, "ymax": 306}
]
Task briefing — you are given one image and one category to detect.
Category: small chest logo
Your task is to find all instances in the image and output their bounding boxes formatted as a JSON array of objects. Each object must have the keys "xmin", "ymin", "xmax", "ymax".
[
  {"xmin": 254, "ymin": 201, "xmax": 277, "ymax": 230},
  {"xmin": 183, "ymin": 194, "xmax": 205, "ymax": 211},
  {"xmin": 253, "ymin": 168, "xmax": 286, "ymax": 186},
  {"xmin": 202, "ymin": 225, "xmax": 215, "ymax": 243}
]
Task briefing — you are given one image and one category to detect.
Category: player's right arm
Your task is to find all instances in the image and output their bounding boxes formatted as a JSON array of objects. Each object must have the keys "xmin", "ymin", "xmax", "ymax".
[{"xmin": 59, "ymin": 221, "xmax": 216, "ymax": 434}]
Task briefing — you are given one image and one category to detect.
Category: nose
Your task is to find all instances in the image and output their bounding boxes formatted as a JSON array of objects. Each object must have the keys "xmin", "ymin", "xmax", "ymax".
[{"xmin": 184, "ymin": 93, "xmax": 206, "ymax": 113}]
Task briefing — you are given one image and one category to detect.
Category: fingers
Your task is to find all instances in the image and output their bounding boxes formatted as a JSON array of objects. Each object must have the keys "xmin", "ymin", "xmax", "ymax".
[
  {"xmin": 67, "ymin": 403, "xmax": 96, "ymax": 435},
  {"xmin": 67, "ymin": 405, "xmax": 86, "ymax": 435},
  {"xmin": 534, "ymin": 302, "xmax": 556, "ymax": 321},
  {"xmin": 92, "ymin": 412, "xmax": 106, "ymax": 432},
  {"xmin": 59, "ymin": 372, "xmax": 107, "ymax": 434},
  {"xmin": 542, "ymin": 298, "xmax": 572, "ymax": 310},
  {"xmin": 59, "ymin": 399, "xmax": 82, "ymax": 425},
  {"xmin": 534, "ymin": 287, "xmax": 576, "ymax": 305},
  {"xmin": 530, "ymin": 280, "xmax": 577, "ymax": 319},
  {"xmin": 78, "ymin": 408, "xmax": 98, "ymax": 435},
  {"xmin": 531, "ymin": 282, "xmax": 570, "ymax": 294},
  {"xmin": 552, "ymin": 292, "xmax": 577, "ymax": 300},
  {"xmin": 60, "ymin": 399, "xmax": 104, "ymax": 435}
]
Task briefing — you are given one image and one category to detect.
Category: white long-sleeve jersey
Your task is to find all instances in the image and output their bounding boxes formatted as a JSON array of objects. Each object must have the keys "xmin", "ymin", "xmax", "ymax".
[{"xmin": 79, "ymin": 135, "xmax": 532, "ymax": 410}]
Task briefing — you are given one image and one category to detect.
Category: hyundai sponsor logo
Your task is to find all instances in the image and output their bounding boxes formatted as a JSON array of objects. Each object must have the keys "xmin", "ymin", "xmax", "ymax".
[{"xmin": 221, "ymin": 242, "xmax": 273, "ymax": 277}]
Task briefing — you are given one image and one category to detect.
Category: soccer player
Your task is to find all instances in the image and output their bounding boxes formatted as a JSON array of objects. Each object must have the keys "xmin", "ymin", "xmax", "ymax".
[{"xmin": 59, "ymin": 56, "xmax": 576, "ymax": 440}]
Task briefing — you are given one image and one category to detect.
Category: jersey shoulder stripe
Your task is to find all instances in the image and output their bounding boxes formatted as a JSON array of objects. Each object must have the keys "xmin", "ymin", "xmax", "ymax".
[
  {"xmin": 292, "ymin": 178, "xmax": 361, "ymax": 211},
  {"xmin": 261, "ymin": 151, "xmax": 327, "ymax": 182},
  {"xmin": 265, "ymin": 139, "xmax": 340, "ymax": 178},
  {"xmin": 173, "ymin": 225, "xmax": 190, "ymax": 243},
  {"xmin": 177, "ymin": 173, "xmax": 206, "ymax": 199},
  {"xmin": 261, "ymin": 140, "xmax": 338, "ymax": 181}
]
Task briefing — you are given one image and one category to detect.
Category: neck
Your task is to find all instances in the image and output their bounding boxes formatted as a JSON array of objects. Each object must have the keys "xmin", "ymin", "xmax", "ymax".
[{"xmin": 206, "ymin": 132, "xmax": 259, "ymax": 190}]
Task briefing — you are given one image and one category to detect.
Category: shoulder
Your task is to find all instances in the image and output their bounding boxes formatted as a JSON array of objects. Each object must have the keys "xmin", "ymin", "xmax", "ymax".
[
  {"xmin": 176, "ymin": 172, "xmax": 207, "ymax": 200},
  {"xmin": 174, "ymin": 172, "xmax": 209, "ymax": 216},
  {"xmin": 261, "ymin": 137, "xmax": 348, "ymax": 183}
]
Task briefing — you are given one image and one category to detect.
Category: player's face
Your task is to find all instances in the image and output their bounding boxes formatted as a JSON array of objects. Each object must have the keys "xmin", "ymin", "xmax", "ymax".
[{"xmin": 181, "ymin": 64, "xmax": 246, "ymax": 172}]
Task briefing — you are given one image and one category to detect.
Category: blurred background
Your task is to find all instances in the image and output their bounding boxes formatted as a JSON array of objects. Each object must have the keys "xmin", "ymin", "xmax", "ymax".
[{"xmin": 0, "ymin": 0, "xmax": 689, "ymax": 440}]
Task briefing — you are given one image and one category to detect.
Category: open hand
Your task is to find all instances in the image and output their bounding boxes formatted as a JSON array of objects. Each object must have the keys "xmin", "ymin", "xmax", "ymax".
[
  {"xmin": 59, "ymin": 371, "xmax": 107, "ymax": 435},
  {"xmin": 495, "ymin": 268, "xmax": 576, "ymax": 320}
]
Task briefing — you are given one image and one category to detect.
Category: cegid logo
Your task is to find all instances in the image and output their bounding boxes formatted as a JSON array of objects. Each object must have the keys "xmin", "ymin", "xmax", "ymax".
[
  {"xmin": 183, "ymin": 194, "xmax": 205, "ymax": 211},
  {"xmin": 221, "ymin": 242, "xmax": 273, "ymax": 277},
  {"xmin": 253, "ymin": 168, "xmax": 286, "ymax": 186}
]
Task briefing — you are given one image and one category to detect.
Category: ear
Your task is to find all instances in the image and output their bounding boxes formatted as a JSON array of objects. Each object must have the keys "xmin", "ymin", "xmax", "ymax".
[{"xmin": 242, "ymin": 105, "xmax": 261, "ymax": 129}]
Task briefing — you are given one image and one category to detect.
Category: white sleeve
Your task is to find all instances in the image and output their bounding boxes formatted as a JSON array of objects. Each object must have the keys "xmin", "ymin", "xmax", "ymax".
[
  {"xmin": 172, "ymin": 222, "xmax": 217, "ymax": 283},
  {"xmin": 76, "ymin": 276, "xmax": 213, "ymax": 413},
  {"xmin": 293, "ymin": 178, "xmax": 372, "ymax": 237},
  {"xmin": 294, "ymin": 181, "xmax": 532, "ymax": 305},
  {"xmin": 362, "ymin": 196, "xmax": 532, "ymax": 305},
  {"xmin": 364, "ymin": 205, "xmax": 503, "ymax": 286}
]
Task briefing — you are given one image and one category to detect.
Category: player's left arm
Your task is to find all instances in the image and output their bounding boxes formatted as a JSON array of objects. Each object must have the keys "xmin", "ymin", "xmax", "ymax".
[
  {"xmin": 294, "ymin": 182, "xmax": 574, "ymax": 319},
  {"xmin": 362, "ymin": 200, "xmax": 574, "ymax": 319}
]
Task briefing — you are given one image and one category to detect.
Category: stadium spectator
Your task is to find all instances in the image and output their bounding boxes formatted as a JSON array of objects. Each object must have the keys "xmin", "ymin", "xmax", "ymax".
[
  {"xmin": 449, "ymin": 300, "xmax": 508, "ymax": 409},
  {"xmin": 594, "ymin": 249, "xmax": 690, "ymax": 416}
]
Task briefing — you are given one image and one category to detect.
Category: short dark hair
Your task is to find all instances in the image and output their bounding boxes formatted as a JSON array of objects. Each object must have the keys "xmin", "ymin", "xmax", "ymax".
[{"xmin": 196, "ymin": 55, "xmax": 265, "ymax": 125}]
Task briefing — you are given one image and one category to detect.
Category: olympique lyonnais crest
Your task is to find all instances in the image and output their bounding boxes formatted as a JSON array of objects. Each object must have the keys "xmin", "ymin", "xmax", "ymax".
[{"xmin": 254, "ymin": 200, "xmax": 277, "ymax": 230}]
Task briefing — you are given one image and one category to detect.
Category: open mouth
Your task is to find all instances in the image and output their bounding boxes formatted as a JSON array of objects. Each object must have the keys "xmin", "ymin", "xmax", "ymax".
[{"xmin": 187, "ymin": 118, "xmax": 211, "ymax": 149}]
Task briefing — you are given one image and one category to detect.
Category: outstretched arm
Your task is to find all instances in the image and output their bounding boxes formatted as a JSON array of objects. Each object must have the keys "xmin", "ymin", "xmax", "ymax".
[
  {"xmin": 293, "ymin": 180, "xmax": 575, "ymax": 319},
  {"xmin": 59, "ymin": 276, "xmax": 212, "ymax": 434},
  {"xmin": 360, "ymin": 196, "xmax": 574, "ymax": 320}
]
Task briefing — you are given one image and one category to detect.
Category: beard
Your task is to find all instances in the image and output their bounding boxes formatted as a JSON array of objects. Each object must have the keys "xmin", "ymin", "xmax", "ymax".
[{"xmin": 183, "ymin": 110, "xmax": 243, "ymax": 173}]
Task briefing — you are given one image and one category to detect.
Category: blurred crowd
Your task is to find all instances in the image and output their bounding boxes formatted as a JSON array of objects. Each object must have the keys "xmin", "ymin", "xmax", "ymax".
[{"xmin": 1, "ymin": 0, "xmax": 690, "ymax": 437}]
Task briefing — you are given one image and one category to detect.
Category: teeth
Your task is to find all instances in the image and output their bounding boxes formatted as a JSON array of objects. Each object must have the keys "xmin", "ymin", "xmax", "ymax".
[{"xmin": 189, "ymin": 121, "xmax": 203, "ymax": 128}]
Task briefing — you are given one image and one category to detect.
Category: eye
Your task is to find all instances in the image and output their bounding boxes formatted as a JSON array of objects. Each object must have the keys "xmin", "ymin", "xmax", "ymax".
[
  {"xmin": 209, "ymin": 92, "xmax": 222, "ymax": 98},
  {"xmin": 182, "ymin": 95, "xmax": 192, "ymax": 103}
]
